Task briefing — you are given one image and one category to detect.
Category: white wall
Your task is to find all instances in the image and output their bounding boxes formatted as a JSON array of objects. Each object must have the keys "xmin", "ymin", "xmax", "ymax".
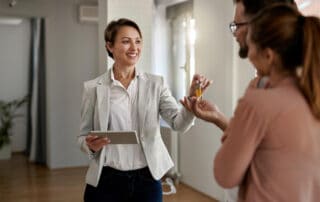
[
  {"xmin": 0, "ymin": 19, "xmax": 30, "ymax": 152},
  {"xmin": 0, "ymin": 0, "xmax": 98, "ymax": 168},
  {"xmin": 179, "ymin": 0, "xmax": 234, "ymax": 200},
  {"xmin": 177, "ymin": 1, "xmax": 255, "ymax": 201},
  {"xmin": 45, "ymin": 0, "xmax": 98, "ymax": 168}
]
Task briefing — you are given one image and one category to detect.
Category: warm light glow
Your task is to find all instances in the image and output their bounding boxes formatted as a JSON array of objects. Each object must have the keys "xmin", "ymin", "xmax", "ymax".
[
  {"xmin": 297, "ymin": 0, "xmax": 311, "ymax": 10},
  {"xmin": 182, "ymin": 20, "xmax": 186, "ymax": 27},
  {"xmin": 187, "ymin": 18, "xmax": 196, "ymax": 84},
  {"xmin": 188, "ymin": 19, "xmax": 196, "ymax": 46}
]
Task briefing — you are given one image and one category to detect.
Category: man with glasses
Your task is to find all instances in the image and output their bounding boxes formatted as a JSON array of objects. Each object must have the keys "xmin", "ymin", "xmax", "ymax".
[{"xmin": 231, "ymin": 0, "xmax": 296, "ymax": 59}]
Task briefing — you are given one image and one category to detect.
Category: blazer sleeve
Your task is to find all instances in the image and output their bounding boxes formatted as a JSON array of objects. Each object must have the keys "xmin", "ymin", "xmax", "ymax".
[
  {"xmin": 78, "ymin": 81, "xmax": 97, "ymax": 157},
  {"xmin": 158, "ymin": 77, "xmax": 195, "ymax": 133}
]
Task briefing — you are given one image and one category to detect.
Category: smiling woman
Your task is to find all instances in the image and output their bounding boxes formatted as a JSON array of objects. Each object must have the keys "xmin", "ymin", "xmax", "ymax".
[{"xmin": 78, "ymin": 18, "xmax": 209, "ymax": 202}]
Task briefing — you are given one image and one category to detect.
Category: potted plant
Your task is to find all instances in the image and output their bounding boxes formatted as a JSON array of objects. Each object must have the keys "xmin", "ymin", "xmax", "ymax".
[{"xmin": 0, "ymin": 95, "xmax": 28, "ymax": 159}]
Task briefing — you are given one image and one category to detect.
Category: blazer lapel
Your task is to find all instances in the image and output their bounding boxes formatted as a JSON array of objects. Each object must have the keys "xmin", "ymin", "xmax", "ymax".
[
  {"xmin": 138, "ymin": 74, "xmax": 149, "ymax": 135},
  {"xmin": 96, "ymin": 72, "xmax": 111, "ymax": 131}
]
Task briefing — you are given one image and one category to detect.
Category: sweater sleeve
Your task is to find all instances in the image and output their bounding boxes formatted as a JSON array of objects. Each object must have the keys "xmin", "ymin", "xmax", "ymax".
[{"xmin": 214, "ymin": 97, "xmax": 268, "ymax": 188}]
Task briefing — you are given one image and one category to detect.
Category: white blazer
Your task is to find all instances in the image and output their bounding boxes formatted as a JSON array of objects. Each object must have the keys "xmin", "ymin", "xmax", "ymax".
[{"xmin": 79, "ymin": 69, "xmax": 195, "ymax": 187}]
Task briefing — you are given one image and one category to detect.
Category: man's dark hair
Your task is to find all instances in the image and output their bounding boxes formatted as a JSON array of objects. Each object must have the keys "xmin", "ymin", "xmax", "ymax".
[{"xmin": 233, "ymin": 0, "xmax": 296, "ymax": 16}]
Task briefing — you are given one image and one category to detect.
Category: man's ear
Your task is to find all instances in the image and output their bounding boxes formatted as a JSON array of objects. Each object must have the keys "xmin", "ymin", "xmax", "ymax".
[{"xmin": 106, "ymin": 42, "xmax": 113, "ymax": 52}]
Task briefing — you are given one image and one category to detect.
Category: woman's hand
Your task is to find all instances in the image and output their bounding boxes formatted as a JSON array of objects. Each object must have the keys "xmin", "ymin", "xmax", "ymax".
[
  {"xmin": 188, "ymin": 74, "xmax": 212, "ymax": 97},
  {"xmin": 193, "ymin": 98, "xmax": 221, "ymax": 122},
  {"xmin": 180, "ymin": 97, "xmax": 229, "ymax": 131},
  {"xmin": 194, "ymin": 99, "xmax": 229, "ymax": 131},
  {"xmin": 85, "ymin": 135, "xmax": 110, "ymax": 152}
]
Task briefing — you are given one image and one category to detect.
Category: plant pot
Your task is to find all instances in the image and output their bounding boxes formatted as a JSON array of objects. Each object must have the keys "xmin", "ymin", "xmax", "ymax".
[{"xmin": 0, "ymin": 143, "xmax": 11, "ymax": 160}]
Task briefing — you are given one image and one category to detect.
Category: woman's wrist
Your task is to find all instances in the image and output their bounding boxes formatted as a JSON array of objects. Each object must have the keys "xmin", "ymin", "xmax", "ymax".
[{"xmin": 210, "ymin": 111, "xmax": 229, "ymax": 131}]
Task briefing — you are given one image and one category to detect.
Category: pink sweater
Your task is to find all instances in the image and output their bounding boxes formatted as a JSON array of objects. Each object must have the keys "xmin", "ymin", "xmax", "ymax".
[{"xmin": 214, "ymin": 77, "xmax": 320, "ymax": 202}]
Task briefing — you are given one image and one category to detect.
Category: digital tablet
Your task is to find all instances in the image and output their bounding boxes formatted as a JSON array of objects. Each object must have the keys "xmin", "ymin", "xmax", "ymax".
[{"xmin": 86, "ymin": 130, "xmax": 139, "ymax": 144}]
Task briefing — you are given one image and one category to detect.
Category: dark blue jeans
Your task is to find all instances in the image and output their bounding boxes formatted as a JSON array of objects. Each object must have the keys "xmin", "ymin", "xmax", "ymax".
[{"xmin": 84, "ymin": 166, "xmax": 163, "ymax": 202}]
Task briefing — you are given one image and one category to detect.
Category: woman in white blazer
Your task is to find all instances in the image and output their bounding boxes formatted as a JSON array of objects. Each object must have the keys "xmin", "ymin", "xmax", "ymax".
[{"xmin": 79, "ymin": 18, "xmax": 211, "ymax": 202}]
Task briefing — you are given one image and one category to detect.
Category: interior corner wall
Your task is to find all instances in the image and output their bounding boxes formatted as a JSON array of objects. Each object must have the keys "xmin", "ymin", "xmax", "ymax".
[
  {"xmin": 45, "ymin": 0, "xmax": 99, "ymax": 169},
  {"xmin": 179, "ymin": 0, "xmax": 234, "ymax": 200},
  {"xmin": 98, "ymin": 0, "xmax": 108, "ymax": 74}
]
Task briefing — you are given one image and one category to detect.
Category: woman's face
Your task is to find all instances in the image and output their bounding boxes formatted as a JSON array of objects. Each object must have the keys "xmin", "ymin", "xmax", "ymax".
[
  {"xmin": 107, "ymin": 26, "xmax": 142, "ymax": 67},
  {"xmin": 247, "ymin": 28, "xmax": 270, "ymax": 77}
]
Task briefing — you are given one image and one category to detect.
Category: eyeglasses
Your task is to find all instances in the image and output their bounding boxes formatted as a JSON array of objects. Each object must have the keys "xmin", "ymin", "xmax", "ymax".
[{"xmin": 229, "ymin": 21, "xmax": 249, "ymax": 34}]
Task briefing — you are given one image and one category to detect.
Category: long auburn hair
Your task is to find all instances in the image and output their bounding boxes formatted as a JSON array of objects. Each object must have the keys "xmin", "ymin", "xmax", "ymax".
[{"xmin": 250, "ymin": 4, "xmax": 320, "ymax": 119}]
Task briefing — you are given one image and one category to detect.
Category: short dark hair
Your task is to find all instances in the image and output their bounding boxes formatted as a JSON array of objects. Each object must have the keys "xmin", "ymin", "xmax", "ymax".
[
  {"xmin": 233, "ymin": 0, "xmax": 295, "ymax": 16},
  {"xmin": 104, "ymin": 18, "xmax": 142, "ymax": 58}
]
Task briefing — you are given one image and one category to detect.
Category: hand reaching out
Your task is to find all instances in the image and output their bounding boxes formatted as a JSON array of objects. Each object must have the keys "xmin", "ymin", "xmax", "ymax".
[
  {"xmin": 180, "ymin": 97, "xmax": 229, "ymax": 131},
  {"xmin": 193, "ymin": 99, "xmax": 221, "ymax": 122},
  {"xmin": 180, "ymin": 73, "xmax": 229, "ymax": 131},
  {"xmin": 181, "ymin": 97, "xmax": 220, "ymax": 121}
]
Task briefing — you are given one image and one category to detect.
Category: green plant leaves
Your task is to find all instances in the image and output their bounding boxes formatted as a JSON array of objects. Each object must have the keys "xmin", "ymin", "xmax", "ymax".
[{"xmin": 0, "ymin": 95, "xmax": 28, "ymax": 149}]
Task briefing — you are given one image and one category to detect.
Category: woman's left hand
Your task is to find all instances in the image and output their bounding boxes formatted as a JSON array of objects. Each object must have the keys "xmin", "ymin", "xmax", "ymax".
[
  {"xmin": 180, "ymin": 96, "xmax": 218, "ymax": 121},
  {"xmin": 180, "ymin": 96, "xmax": 229, "ymax": 131}
]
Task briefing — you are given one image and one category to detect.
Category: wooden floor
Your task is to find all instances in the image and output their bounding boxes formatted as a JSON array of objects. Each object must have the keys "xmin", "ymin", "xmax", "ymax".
[{"xmin": 0, "ymin": 153, "xmax": 218, "ymax": 202}]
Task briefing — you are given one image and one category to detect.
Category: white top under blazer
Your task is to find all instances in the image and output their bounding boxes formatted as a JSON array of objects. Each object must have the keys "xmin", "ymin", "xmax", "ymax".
[{"xmin": 104, "ymin": 69, "xmax": 147, "ymax": 170}]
